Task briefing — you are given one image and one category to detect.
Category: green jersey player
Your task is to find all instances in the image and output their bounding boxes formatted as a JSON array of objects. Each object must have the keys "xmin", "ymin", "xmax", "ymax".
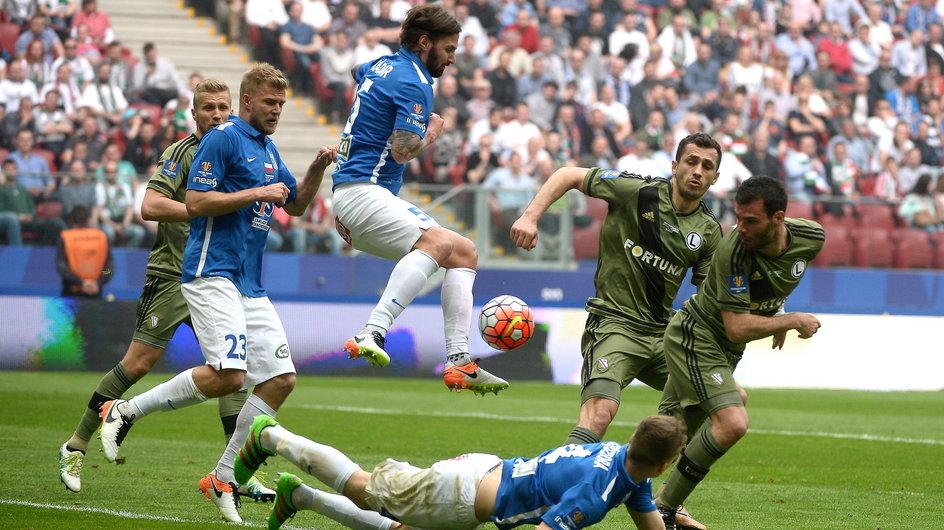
[
  {"xmin": 654, "ymin": 175, "xmax": 823, "ymax": 529},
  {"xmin": 511, "ymin": 132, "xmax": 727, "ymax": 530},
  {"xmin": 57, "ymin": 80, "xmax": 271, "ymax": 501}
]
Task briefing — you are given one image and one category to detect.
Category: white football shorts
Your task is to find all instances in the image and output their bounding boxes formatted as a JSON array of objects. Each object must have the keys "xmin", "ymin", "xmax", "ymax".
[
  {"xmin": 332, "ymin": 181, "xmax": 440, "ymax": 261},
  {"xmin": 365, "ymin": 452, "xmax": 501, "ymax": 529},
  {"xmin": 181, "ymin": 276, "xmax": 295, "ymax": 389}
]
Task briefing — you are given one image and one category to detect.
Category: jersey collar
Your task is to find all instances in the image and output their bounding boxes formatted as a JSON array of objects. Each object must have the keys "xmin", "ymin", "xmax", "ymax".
[
  {"xmin": 398, "ymin": 47, "xmax": 433, "ymax": 85},
  {"xmin": 228, "ymin": 114, "xmax": 268, "ymax": 144}
]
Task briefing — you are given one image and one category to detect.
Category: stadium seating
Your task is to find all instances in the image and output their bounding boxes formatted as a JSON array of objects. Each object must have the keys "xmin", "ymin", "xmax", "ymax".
[
  {"xmin": 785, "ymin": 200, "xmax": 814, "ymax": 220},
  {"xmin": 855, "ymin": 202, "xmax": 898, "ymax": 231},
  {"xmin": 813, "ymin": 228, "xmax": 853, "ymax": 267},
  {"xmin": 584, "ymin": 197, "xmax": 608, "ymax": 223},
  {"xmin": 851, "ymin": 226, "xmax": 893, "ymax": 268},
  {"xmin": 893, "ymin": 235, "xmax": 935, "ymax": 269},
  {"xmin": 21, "ymin": 201, "xmax": 64, "ymax": 243},
  {"xmin": 572, "ymin": 219, "xmax": 601, "ymax": 260},
  {"xmin": 818, "ymin": 212, "xmax": 857, "ymax": 235},
  {"xmin": 0, "ymin": 22, "xmax": 20, "ymax": 58},
  {"xmin": 128, "ymin": 103, "xmax": 164, "ymax": 128},
  {"xmin": 33, "ymin": 148, "xmax": 58, "ymax": 172}
]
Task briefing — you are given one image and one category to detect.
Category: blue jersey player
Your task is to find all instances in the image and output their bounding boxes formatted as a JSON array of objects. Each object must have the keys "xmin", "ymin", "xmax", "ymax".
[
  {"xmin": 98, "ymin": 64, "xmax": 338, "ymax": 524},
  {"xmin": 235, "ymin": 414, "xmax": 686, "ymax": 530},
  {"xmin": 331, "ymin": 4, "xmax": 508, "ymax": 395}
]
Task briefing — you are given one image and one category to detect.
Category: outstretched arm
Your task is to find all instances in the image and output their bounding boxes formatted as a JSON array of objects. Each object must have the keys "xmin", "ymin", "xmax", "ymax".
[
  {"xmin": 510, "ymin": 166, "xmax": 588, "ymax": 250},
  {"xmin": 283, "ymin": 145, "xmax": 337, "ymax": 216},
  {"xmin": 185, "ymin": 184, "xmax": 290, "ymax": 218},
  {"xmin": 721, "ymin": 310, "xmax": 821, "ymax": 344}
]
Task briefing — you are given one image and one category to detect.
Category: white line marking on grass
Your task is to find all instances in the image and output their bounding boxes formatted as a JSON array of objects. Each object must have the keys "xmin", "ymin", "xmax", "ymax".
[
  {"xmin": 293, "ymin": 404, "xmax": 944, "ymax": 446},
  {"xmin": 0, "ymin": 499, "xmax": 256, "ymax": 526}
]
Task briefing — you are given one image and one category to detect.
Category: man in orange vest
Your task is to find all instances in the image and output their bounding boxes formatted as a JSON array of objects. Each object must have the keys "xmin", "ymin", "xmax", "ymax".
[{"xmin": 56, "ymin": 205, "xmax": 113, "ymax": 297}]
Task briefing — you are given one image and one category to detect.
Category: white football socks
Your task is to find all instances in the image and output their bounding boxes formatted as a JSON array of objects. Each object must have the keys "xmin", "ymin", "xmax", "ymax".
[
  {"xmin": 215, "ymin": 394, "xmax": 276, "ymax": 483},
  {"xmin": 442, "ymin": 267, "xmax": 476, "ymax": 359},
  {"xmin": 292, "ymin": 485, "xmax": 394, "ymax": 530},
  {"xmin": 262, "ymin": 424, "xmax": 360, "ymax": 492},
  {"xmin": 366, "ymin": 249, "xmax": 440, "ymax": 334},
  {"xmin": 121, "ymin": 368, "xmax": 207, "ymax": 421}
]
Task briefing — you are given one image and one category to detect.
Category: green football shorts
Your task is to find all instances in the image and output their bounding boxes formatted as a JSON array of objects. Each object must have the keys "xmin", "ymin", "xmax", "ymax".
[
  {"xmin": 580, "ymin": 313, "xmax": 669, "ymax": 403},
  {"xmin": 131, "ymin": 275, "xmax": 192, "ymax": 349}
]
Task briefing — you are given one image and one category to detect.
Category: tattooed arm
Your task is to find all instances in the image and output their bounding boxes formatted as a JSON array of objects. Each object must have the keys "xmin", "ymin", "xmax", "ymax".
[{"xmin": 389, "ymin": 113, "xmax": 445, "ymax": 164}]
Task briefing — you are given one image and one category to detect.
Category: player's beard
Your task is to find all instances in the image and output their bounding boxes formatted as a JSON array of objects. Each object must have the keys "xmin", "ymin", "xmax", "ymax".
[{"xmin": 426, "ymin": 49, "xmax": 448, "ymax": 78}]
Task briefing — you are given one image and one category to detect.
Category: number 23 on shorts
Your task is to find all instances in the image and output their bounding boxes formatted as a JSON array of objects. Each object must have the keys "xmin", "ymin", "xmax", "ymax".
[{"xmin": 225, "ymin": 334, "xmax": 247, "ymax": 360}]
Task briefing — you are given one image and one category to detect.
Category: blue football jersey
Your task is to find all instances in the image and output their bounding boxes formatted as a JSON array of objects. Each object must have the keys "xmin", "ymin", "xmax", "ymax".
[
  {"xmin": 331, "ymin": 47, "xmax": 434, "ymax": 196},
  {"xmin": 182, "ymin": 115, "xmax": 296, "ymax": 297},
  {"xmin": 492, "ymin": 442, "xmax": 656, "ymax": 530}
]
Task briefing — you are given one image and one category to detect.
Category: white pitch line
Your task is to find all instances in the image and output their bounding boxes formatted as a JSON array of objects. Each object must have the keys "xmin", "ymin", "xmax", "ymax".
[
  {"xmin": 291, "ymin": 403, "xmax": 944, "ymax": 446},
  {"xmin": 0, "ymin": 499, "xmax": 247, "ymax": 525}
]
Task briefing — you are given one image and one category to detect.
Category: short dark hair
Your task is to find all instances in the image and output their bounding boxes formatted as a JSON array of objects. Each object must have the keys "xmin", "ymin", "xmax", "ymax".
[
  {"xmin": 675, "ymin": 132, "xmax": 722, "ymax": 167},
  {"xmin": 400, "ymin": 4, "xmax": 461, "ymax": 51},
  {"xmin": 70, "ymin": 205, "xmax": 91, "ymax": 226},
  {"xmin": 143, "ymin": 42, "xmax": 155, "ymax": 54},
  {"xmin": 627, "ymin": 415, "xmax": 687, "ymax": 467},
  {"xmin": 735, "ymin": 175, "xmax": 788, "ymax": 216}
]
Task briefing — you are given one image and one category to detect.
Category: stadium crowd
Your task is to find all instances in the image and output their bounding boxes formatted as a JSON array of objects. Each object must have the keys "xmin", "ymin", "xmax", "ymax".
[{"xmin": 4, "ymin": 0, "xmax": 944, "ymax": 264}]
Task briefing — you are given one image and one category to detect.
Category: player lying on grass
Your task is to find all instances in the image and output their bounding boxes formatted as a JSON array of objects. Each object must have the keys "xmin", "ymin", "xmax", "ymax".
[{"xmin": 234, "ymin": 414, "xmax": 686, "ymax": 529}]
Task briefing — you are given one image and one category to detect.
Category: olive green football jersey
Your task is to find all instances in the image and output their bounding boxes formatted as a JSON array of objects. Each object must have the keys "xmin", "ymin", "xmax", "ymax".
[
  {"xmin": 143, "ymin": 134, "xmax": 200, "ymax": 280},
  {"xmin": 686, "ymin": 217, "xmax": 825, "ymax": 352},
  {"xmin": 582, "ymin": 168, "xmax": 723, "ymax": 334}
]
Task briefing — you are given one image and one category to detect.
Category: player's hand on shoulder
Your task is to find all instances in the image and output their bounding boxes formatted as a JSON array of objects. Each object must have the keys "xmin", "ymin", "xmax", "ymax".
[
  {"xmin": 259, "ymin": 182, "xmax": 290, "ymax": 205},
  {"xmin": 510, "ymin": 216, "xmax": 539, "ymax": 251},
  {"xmin": 792, "ymin": 313, "xmax": 821, "ymax": 339}
]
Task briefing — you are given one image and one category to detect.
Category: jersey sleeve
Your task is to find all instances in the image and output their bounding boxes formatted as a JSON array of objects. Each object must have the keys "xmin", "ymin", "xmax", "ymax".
[
  {"xmin": 148, "ymin": 143, "xmax": 185, "ymax": 198},
  {"xmin": 623, "ymin": 479, "xmax": 657, "ymax": 513},
  {"xmin": 712, "ymin": 235, "xmax": 753, "ymax": 313},
  {"xmin": 188, "ymin": 127, "xmax": 231, "ymax": 192},
  {"xmin": 691, "ymin": 226, "xmax": 722, "ymax": 286},
  {"xmin": 391, "ymin": 80, "xmax": 433, "ymax": 137},
  {"xmin": 582, "ymin": 168, "xmax": 647, "ymax": 206},
  {"xmin": 539, "ymin": 482, "xmax": 612, "ymax": 529}
]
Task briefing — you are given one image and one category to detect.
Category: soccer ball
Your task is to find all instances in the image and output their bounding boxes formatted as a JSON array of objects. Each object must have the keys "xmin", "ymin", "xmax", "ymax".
[{"xmin": 479, "ymin": 295, "xmax": 534, "ymax": 351}]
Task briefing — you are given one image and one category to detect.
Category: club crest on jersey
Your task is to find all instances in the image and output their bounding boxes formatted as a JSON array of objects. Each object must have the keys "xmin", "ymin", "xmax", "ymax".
[
  {"xmin": 711, "ymin": 373, "xmax": 724, "ymax": 385},
  {"xmin": 252, "ymin": 201, "xmax": 274, "ymax": 218},
  {"xmin": 149, "ymin": 315, "xmax": 159, "ymax": 328},
  {"xmin": 275, "ymin": 344, "xmax": 290, "ymax": 359},
  {"xmin": 686, "ymin": 231, "xmax": 703, "ymax": 250},
  {"xmin": 751, "ymin": 270, "xmax": 763, "ymax": 280},
  {"xmin": 598, "ymin": 358, "xmax": 609, "ymax": 372},
  {"xmin": 791, "ymin": 260, "xmax": 807, "ymax": 278},
  {"xmin": 728, "ymin": 274, "xmax": 747, "ymax": 294},
  {"xmin": 161, "ymin": 159, "xmax": 179, "ymax": 178},
  {"xmin": 200, "ymin": 161, "xmax": 212, "ymax": 172},
  {"xmin": 413, "ymin": 103, "xmax": 423, "ymax": 114}
]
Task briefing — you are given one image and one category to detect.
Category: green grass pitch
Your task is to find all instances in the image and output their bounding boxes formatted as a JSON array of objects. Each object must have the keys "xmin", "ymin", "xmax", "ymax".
[{"xmin": 3, "ymin": 371, "xmax": 942, "ymax": 529}]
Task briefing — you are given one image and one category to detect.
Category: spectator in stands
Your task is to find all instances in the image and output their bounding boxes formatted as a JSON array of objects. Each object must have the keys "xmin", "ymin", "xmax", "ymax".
[
  {"xmin": 318, "ymin": 30, "xmax": 354, "ymax": 124},
  {"xmin": 288, "ymin": 193, "xmax": 343, "ymax": 255},
  {"xmin": 487, "ymin": 28, "xmax": 530, "ymax": 78},
  {"xmin": 864, "ymin": 3, "xmax": 894, "ymax": 50},
  {"xmin": 103, "ymin": 41, "xmax": 130, "ymax": 92},
  {"xmin": 716, "ymin": 112, "xmax": 748, "ymax": 159},
  {"xmin": 56, "ymin": 205, "xmax": 112, "ymax": 296},
  {"xmin": 885, "ymin": 76, "xmax": 921, "ymax": 124},
  {"xmin": 869, "ymin": 49, "xmax": 903, "ymax": 104},
  {"xmin": 656, "ymin": 0, "xmax": 696, "ymax": 31},
  {"xmin": 70, "ymin": 0, "xmax": 113, "ymax": 53},
  {"xmin": 503, "ymin": 7, "xmax": 539, "ymax": 55},
  {"xmin": 36, "ymin": 89, "xmax": 72, "ymax": 157},
  {"xmin": 531, "ymin": 35, "xmax": 567, "ymax": 90},
  {"xmin": 51, "ymin": 37, "xmax": 95, "ymax": 88},
  {"xmin": 810, "ymin": 51, "xmax": 840, "ymax": 100},
  {"xmin": 827, "ymin": 140, "xmax": 860, "ymax": 199},
  {"xmin": 905, "ymin": 0, "xmax": 941, "ymax": 33},
  {"xmin": 72, "ymin": 22, "xmax": 102, "ymax": 63},
  {"xmin": 245, "ymin": 0, "xmax": 288, "ymax": 66},
  {"xmin": 484, "ymin": 150, "xmax": 537, "ymax": 253},
  {"xmin": 499, "ymin": 0, "xmax": 536, "ymax": 28},
  {"xmin": 516, "ymin": 56, "xmax": 549, "ymax": 101},
  {"xmin": 898, "ymin": 173, "xmax": 943, "ymax": 230},
  {"xmin": 39, "ymin": 0, "xmax": 78, "ymax": 39},
  {"xmin": 0, "ymin": 62, "xmax": 40, "ymax": 111},
  {"xmin": 328, "ymin": 2, "xmax": 366, "ymax": 50},
  {"xmin": 299, "ymin": 0, "xmax": 331, "ymax": 34},
  {"xmin": 21, "ymin": 39, "xmax": 54, "ymax": 92},
  {"xmin": 433, "ymin": 75, "xmax": 468, "ymax": 128},
  {"xmin": 727, "ymin": 45, "xmax": 764, "ymax": 97},
  {"xmin": 0, "ymin": 158, "xmax": 65, "ymax": 245},
  {"xmin": 818, "ymin": 22, "xmax": 853, "ymax": 82},
  {"xmin": 849, "ymin": 22, "xmax": 880, "ymax": 78},
  {"xmin": 891, "ymin": 29, "xmax": 928, "ymax": 78},
  {"xmin": 486, "ymin": 50, "xmax": 519, "ymax": 109},
  {"xmin": 79, "ymin": 61, "xmax": 127, "ymax": 129},
  {"xmin": 787, "ymin": 92, "xmax": 829, "ymax": 145},
  {"xmin": 16, "ymin": 15, "xmax": 65, "ymax": 62},
  {"xmin": 1, "ymin": 97, "xmax": 38, "ymax": 148},
  {"xmin": 94, "ymin": 158, "xmax": 144, "ymax": 247},
  {"xmin": 465, "ymin": 79, "xmax": 494, "ymax": 126},
  {"xmin": 897, "ymin": 147, "xmax": 933, "ymax": 198},
  {"xmin": 132, "ymin": 42, "xmax": 181, "ymax": 108},
  {"xmin": 58, "ymin": 159, "xmax": 97, "ymax": 220},
  {"xmin": 615, "ymin": 138, "xmax": 660, "ymax": 176},
  {"xmin": 123, "ymin": 113, "xmax": 161, "ymax": 174},
  {"xmin": 776, "ymin": 21, "xmax": 817, "ymax": 79},
  {"xmin": 468, "ymin": 0, "xmax": 499, "ymax": 39},
  {"xmin": 582, "ymin": 107, "xmax": 621, "ymax": 159},
  {"xmin": 926, "ymin": 24, "xmax": 944, "ymax": 72},
  {"xmin": 367, "ymin": 0, "xmax": 400, "ymax": 52},
  {"xmin": 353, "ymin": 29, "xmax": 391, "ymax": 65},
  {"xmin": 539, "ymin": 6, "xmax": 571, "ymax": 56},
  {"xmin": 42, "ymin": 63, "xmax": 83, "ymax": 119},
  {"xmin": 494, "ymin": 101, "xmax": 541, "ymax": 156},
  {"xmin": 655, "ymin": 13, "xmax": 696, "ymax": 76},
  {"xmin": 62, "ymin": 115, "xmax": 106, "ymax": 169},
  {"xmin": 785, "ymin": 135, "xmax": 829, "ymax": 201},
  {"xmin": 683, "ymin": 42, "xmax": 720, "ymax": 104},
  {"xmin": 828, "ymin": 118, "xmax": 870, "ymax": 174},
  {"xmin": 563, "ymin": 48, "xmax": 595, "ymax": 109},
  {"xmin": 280, "ymin": 1, "xmax": 323, "ymax": 94},
  {"xmin": 591, "ymin": 84, "xmax": 631, "ymax": 146},
  {"xmin": 5, "ymin": 0, "xmax": 39, "ymax": 25},
  {"xmin": 7, "ymin": 128, "xmax": 55, "ymax": 201},
  {"xmin": 743, "ymin": 131, "xmax": 781, "ymax": 183},
  {"xmin": 823, "ymin": 0, "xmax": 867, "ymax": 36},
  {"xmin": 706, "ymin": 16, "xmax": 737, "ymax": 66},
  {"xmin": 913, "ymin": 119, "xmax": 942, "ymax": 167}
]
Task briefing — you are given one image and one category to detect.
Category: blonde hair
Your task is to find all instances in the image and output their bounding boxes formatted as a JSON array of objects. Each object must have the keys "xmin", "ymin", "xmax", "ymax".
[
  {"xmin": 239, "ymin": 62, "xmax": 288, "ymax": 98},
  {"xmin": 193, "ymin": 78, "xmax": 231, "ymax": 108}
]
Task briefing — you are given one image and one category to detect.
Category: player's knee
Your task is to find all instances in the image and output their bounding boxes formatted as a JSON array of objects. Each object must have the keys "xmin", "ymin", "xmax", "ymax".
[
  {"xmin": 216, "ymin": 370, "xmax": 246, "ymax": 396},
  {"xmin": 269, "ymin": 372, "xmax": 296, "ymax": 400},
  {"xmin": 721, "ymin": 414, "xmax": 749, "ymax": 441}
]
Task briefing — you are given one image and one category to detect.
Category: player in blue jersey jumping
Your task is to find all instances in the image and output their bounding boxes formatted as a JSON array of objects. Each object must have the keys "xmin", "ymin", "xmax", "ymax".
[
  {"xmin": 98, "ymin": 63, "xmax": 337, "ymax": 523},
  {"xmin": 234, "ymin": 414, "xmax": 685, "ymax": 530},
  {"xmin": 331, "ymin": 4, "xmax": 508, "ymax": 395}
]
